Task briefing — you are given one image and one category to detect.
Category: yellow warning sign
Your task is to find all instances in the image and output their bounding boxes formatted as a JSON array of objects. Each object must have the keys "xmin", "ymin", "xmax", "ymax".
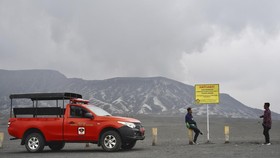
[{"xmin": 195, "ymin": 84, "xmax": 219, "ymax": 104}]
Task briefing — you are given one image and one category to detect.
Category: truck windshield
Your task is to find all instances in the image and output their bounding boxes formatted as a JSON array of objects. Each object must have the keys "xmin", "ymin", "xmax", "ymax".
[{"xmin": 87, "ymin": 105, "xmax": 112, "ymax": 116}]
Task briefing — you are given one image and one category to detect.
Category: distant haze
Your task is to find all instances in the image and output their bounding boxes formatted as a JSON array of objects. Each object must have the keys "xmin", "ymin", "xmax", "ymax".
[
  {"xmin": 0, "ymin": 0, "xmax": 280, "ymax": 113},
  {"xmin": 1, "ymin": 69, "xmax": 280, "ymax": 120}
]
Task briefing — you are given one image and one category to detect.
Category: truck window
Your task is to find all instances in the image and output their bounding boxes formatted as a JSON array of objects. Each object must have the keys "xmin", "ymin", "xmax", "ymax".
[
  {"xmin": 86, "ymin": 105, "xmax": 111, "ymax": 116},
  {"xmin": 70, "ymin": 105, "xmax": 89, "ymax": 118}
]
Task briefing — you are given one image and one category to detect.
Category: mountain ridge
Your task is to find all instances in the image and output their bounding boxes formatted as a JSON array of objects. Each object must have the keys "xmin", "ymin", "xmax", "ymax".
[{"xmin": 0, "ymin": 69, "xmax": 279, "ymax": 120}]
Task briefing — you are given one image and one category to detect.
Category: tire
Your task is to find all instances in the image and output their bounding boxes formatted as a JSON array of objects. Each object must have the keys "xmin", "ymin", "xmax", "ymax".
[
  {"xmin": 101, "ymin": 131, "xmax": 122, "ymax": 152},
  {"xmin": 48, "ymin": 142, "xmax": 65, "ymax": 151},
  {"xmin": 25, "ymin": 133, "xmax": 45, "ymax": 153},
  {"xmin": 122, "ymin": 140, "xmax": 136, "ymax": 150}
]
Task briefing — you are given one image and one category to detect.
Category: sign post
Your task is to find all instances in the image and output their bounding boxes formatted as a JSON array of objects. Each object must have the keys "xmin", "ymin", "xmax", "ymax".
[
  {"xmin": 195, "ymin": 84, "xmax": 219, "ymax": 142},
  {"xmin": 207, "ymin": 104, "xmax": 209, "ymax": 142}
]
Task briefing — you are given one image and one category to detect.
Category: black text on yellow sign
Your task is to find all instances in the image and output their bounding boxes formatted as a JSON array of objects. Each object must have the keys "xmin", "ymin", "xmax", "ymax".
[{"xmin": 195, "ymin": 84, "xmax": 220, "ymax": 104}]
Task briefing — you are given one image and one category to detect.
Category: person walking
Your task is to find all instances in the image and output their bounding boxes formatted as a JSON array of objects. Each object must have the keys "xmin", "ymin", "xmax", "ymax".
[
  {"xmin": 185, "ymin": 107, "xmax": 203, "ymax": 144},
  {"xmin": 260, "ymin": 102, "xmax": 272, "ymax": 145}
]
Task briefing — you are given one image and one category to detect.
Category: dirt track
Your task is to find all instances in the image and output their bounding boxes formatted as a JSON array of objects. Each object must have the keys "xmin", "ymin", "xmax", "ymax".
[{"xmin": 1, "ymin": 115, "xmax": 280, "ymax": 158}]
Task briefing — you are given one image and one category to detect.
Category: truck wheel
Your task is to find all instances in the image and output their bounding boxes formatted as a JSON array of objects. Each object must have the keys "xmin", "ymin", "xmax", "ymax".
[
  {"xmin": 48, "ymin": 142, "xmax": 65, "ymax": 151},
  {"xmin": 101, "ymin": 131, "xmax": 121, "ymax": 152},
  {"xmin": 25, "ymin": 133, "xmax": 45, "ymax": 153},
  {"xmin": 122, "ymin": 140, "xmax": 136, "ymax": 150}
]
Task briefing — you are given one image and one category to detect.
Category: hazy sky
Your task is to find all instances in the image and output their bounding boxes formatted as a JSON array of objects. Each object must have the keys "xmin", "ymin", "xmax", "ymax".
[{"xmin": 1, "ymin": 0, "xmax": 280, "ymax": 113}]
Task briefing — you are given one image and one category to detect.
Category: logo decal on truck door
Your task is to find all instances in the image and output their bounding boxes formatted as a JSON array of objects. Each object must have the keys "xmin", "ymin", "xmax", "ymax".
[{"xmin": 78, "ymin": 127, "xmax": 85, "ymax": 135}]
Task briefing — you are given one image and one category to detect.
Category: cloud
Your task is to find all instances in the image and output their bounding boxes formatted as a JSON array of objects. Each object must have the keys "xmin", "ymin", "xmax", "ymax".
[
  {"xmin": 181, "ymin": 26, "xmax": 280, "ymax": 112},
  {"xmin": 0, "ymin": 0, "xmax": 214, "ymax": 80},
  {"xmin": 1, "ymin": 0, "xmax": 280, "ymax": 112},
  {"xmin": 197, "ymin": 0, "xmax": 280, "ymax": 33}
]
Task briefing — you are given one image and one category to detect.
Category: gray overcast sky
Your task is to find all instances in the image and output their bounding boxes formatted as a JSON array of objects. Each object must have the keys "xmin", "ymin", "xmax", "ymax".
[{"xmin": 1, "ymin": 0, "xmax": 280, "ymax": 113}]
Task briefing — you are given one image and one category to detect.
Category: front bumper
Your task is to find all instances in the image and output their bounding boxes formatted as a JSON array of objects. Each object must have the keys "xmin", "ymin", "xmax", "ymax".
[{"xmin": 118, "ymin": 124, "xmax": 145, "ymax": 142}]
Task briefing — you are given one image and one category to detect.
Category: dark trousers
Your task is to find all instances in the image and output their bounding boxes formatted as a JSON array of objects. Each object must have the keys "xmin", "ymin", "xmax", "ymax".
[
  {"xmin": 263, "ymin": 126, "xmax": 270, "ymax": 143},
  {"xmin": 190, "ymin": 126, "xmax": 201, "ymax": 143}
]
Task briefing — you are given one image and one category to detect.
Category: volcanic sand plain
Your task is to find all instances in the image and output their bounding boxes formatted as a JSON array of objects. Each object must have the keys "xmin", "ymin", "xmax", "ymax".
[{"xmin": 0, "ymin": 115, "xmax": 280, "ymax": 158}]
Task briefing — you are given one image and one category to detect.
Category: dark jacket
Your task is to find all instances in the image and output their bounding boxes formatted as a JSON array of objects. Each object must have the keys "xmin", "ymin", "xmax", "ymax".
[
  {"xmin": 185, "ymin": 113, "xmax": 196, "ymax": 125},
  {"xmin": 261, "ymin": 108, "xmax": 272, "ymax": 128}
]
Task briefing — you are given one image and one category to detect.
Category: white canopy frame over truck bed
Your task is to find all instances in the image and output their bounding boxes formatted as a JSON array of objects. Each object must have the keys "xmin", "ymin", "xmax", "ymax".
[{"xmin": 9, "ymin": 92, "xmax": 82, "ymax": 118}]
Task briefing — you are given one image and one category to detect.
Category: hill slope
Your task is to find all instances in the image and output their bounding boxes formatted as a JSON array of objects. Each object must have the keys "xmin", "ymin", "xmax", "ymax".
[{"xmin": 0, "ymin": 69, "xmax": 279, "ymax": 120}]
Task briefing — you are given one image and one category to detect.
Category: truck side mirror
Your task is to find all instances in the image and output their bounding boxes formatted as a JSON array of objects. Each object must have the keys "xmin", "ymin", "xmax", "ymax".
[{"xmin": 85, "ymin": 113, "xmax": 94, "ymax": 120}]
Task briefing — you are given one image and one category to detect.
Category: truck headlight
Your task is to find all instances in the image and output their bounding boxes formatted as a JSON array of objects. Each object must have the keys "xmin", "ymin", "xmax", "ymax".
[{"xmin": 118, "ymin": 121, "xmax": 136, "ymax": 128}]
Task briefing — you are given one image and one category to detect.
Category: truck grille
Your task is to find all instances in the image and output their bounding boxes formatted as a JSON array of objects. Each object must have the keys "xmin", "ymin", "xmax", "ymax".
[{"xmin": 134, "ymin": 123, "xmax": 145, "ymax": 136}]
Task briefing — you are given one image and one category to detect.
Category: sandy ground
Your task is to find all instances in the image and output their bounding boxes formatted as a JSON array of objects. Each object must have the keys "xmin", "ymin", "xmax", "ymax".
[{"xmin": 0, "ymin": 115, "xmax": 279, "ymax": 158}]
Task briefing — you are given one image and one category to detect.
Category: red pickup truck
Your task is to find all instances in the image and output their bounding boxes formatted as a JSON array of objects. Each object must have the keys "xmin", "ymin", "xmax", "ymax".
[{"xmin": 8, "ymin": 93, "xmax": 145, "ymax": 152}]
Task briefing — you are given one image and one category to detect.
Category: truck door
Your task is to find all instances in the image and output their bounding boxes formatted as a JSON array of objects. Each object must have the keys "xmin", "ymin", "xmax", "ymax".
[{"xmin": 64, "ymin": 105, "xmax": 98, "ymax": 141}]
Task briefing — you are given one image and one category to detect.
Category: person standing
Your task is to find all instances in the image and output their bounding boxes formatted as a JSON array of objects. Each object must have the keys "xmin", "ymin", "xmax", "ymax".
[
  {"xmin": 185, "ymin": 107, "xmax": 203, "ymax": 144},
  {"xmin": 260, "ymin": 102, "xmax": 272, "ymax": 145}
]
